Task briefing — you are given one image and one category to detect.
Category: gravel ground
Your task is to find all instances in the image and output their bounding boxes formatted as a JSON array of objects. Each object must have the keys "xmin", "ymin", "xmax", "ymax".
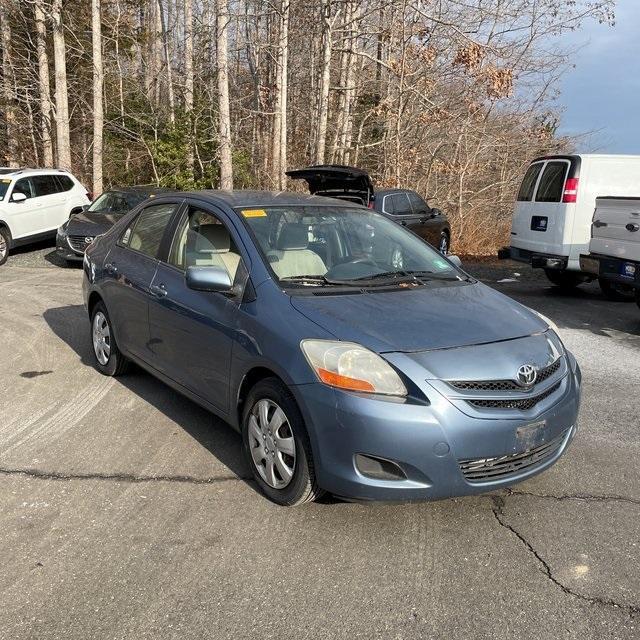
[{"xmin": 0, "ymin": 244, "xmax": 638, "ymax": 640}]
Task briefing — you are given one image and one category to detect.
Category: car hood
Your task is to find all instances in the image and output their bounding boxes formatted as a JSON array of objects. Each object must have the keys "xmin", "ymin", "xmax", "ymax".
[
  {"xmin": 67, "ymin": 211, "xmax": 123, "ymax": 236},
  {"xmin": 290, "ymin": 281, "xmax": 547, "ymax": 353}
]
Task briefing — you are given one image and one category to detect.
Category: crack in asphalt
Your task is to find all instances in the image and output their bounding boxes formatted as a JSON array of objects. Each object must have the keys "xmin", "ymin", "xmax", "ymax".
[
  {"xmin": 491, "ymin": 495, "xmax": 640, "ymax": 618},
  {"xmin": 505, "ymin": 487, "xmax": 640, "ymax": 506},
  {"xmin": 0, "ymin": 466, "xmax": 249, "ymax": 485}
]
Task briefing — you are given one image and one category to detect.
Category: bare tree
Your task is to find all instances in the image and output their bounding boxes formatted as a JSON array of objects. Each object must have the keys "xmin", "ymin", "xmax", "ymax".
[
  {"xmin": 184, "ymin": 0, "xmax": 194, "ymax": 174},
  {"xmin": 1, "ymin": 5, "xmax": 19, "ymax": 167},
  {"xmin": 315, "ymin": 0, "xmax": 332, "ymax": 164},
  {"xmin": 216, "ymin": 0, "xmax": 233, "ymax": 189},
  {"xmin": 92, "ymin": 0, "xmax": 104, "ymax": 194},
  {"xmin": 34, "ymin": 0, "xmax": 53, "ymax": 167},
  {"xmin": 271, "ymin": 0, "xmax": 290, "ymax": 190},
  {"xmin": 50, "ymin": 0, "xmax": 71, "ymax": 169}
]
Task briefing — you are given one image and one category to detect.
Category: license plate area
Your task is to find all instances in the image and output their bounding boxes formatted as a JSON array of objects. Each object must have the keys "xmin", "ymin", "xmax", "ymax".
[
  {"xmin": 516, "ymin": 420, "xmax": 547, "ymax": 449},
  {"xmin": 531, "ymin": 216, "xmax": 548, "ymax": 232},
  {"xmin": 620, "ymin": 262, "xmax": 636, "ymax": 278},
  {"xmin": 580, "ymin": 256, "xmax": 600, "ymax": 275}
]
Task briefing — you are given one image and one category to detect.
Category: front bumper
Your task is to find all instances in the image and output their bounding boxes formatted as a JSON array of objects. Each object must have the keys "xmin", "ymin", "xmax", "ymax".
[
  {"xmin": 580, "ymin": 253, "xmax": 639, "ymax": 287},
  {"xmin": 295, "ymin": 354, "xmax": 581, "ymax": 501},
  {"xmin": 56, "ymin": 233, "xmax": 84, "ymax": 261}
]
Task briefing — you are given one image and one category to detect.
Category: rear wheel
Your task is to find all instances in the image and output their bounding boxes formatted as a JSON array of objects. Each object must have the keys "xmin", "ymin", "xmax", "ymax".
[
  {"xmin": 544, "ymin": 269, "xmax": 589, "ymax": 290},
  {"xmin": 241, "ymin": 377, "xmax": 324, "ymax": 506},
  {"xmin": 0, "ymin": 227, "xmax": 10, "ymax": 266},
  {"xmin": 90, "ymin": 302, "xmax": 129, "ymax": 376},
  {"xmin": 598, "ymin": 278, "xmax": 635, "ymax": 302}
]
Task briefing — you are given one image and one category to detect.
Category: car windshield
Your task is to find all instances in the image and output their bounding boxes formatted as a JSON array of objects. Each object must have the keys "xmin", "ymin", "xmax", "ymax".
[
  {"xmin": 88, "ymin": 192, "xmax": 143, "ymax": 214},
  {"xmin": 239, "ymin": 205, "xmax": 464, "ymax": 289},
  {"xmin": 0, "ymin": 178, "xmax": 11, "ymax": 201}
]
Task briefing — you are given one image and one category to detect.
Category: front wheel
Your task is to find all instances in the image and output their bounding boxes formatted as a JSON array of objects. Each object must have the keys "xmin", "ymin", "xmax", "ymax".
[
  {"xmin": 90, "ymin": 302, "xmax": 130, "ymax": 376},
  {"xmin": 0, "ymin": 227, "xmax": 10, "ymax": 266},
  {"xmin": 241, "ymin": 378, "xmax": 323, "ymax": 506},
  {"xmin": 544, "ymin": 269, "xmax": 588, "ymax": 290},
  {"xmin": 598, "ymin": 278, "xmax": 635, "ymax": 302}
]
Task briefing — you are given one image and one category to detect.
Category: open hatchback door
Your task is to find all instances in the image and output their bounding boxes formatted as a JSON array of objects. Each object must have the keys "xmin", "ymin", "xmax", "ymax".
[{"xmin": 286, "ymin": 165, "xmax": 374, "ymax": 206}]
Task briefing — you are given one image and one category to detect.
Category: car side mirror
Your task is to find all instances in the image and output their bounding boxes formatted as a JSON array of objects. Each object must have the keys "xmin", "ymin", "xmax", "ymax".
[
  {"xmin": 185, "ymin": 265, "xmax": 233, "ymax": 293},
  {"xmin": 70, "ymin": 204, "xmax": 89, "ymax": 216},
  {"xmin": 11, "ymin": 192, "xmax": 27, "ymax": 203},
  {"xmin": 448, "ymin": 255, "xmax": 462, "ymax": 268}
]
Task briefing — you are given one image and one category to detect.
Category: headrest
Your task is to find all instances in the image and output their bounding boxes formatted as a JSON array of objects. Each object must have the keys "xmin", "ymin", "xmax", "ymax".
[
  {"xmin": 195, "ymin": 224, "xmax": 230, "ymax": 253},
  {"xmin": 277, "ymin": 223, "xmax": 308, "ymax": 250}
]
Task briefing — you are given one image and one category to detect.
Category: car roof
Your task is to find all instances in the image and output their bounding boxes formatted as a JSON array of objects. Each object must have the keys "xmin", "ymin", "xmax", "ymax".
[
  {"xmin": 108, "ymin": 186, "xmax": 175, "ymax": 196},
  {"xmin": 374, "ymin": 188, "xmax": 416, "ymax": 197},
  {"xmin": 0, "ymin": 167, "xmax": 75, "ymax": 178},
  {"xmin": 183, "ymin": 189, "xmax": 362, "ymax": 208}
]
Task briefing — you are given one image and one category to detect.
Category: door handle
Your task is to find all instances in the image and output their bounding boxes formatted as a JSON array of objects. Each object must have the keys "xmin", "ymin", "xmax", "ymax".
[
  {"xmin": 592, "ymin": 220, "xmax": 607, "ymax": 228},
  {"xmin": 626, "ymin": 223, "xmax": 640, "ymax": 232},
  {"xmin": 149, "ymin": 283, "xmax": 168, "ymax": 298},
  {"xmin": 105, "ymin": 262, "xmax": 118, "ymax": 275},
  {"xmin": 400, "ymin": 220, "xmax": 407, "ymax": 226}
]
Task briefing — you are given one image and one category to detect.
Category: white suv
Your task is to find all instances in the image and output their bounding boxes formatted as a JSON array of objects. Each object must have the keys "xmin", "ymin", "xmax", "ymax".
[{"xmin": 0, "ymin": 168, "xmax": 91, "ymax": 265}]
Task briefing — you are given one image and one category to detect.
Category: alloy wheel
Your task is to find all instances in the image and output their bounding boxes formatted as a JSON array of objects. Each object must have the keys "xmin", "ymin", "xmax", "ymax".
[
  {"xmin": 439, "ymin": 234, "xmax": 449, "ymax": 255},
  {"xmin": 0, "ymin": 235, "xmax": 7, "ymax": 262},
  {"xmin": 92, "ymin": 311, "xmax": 111, "ymax": 366},
  {"xmin": 247, "ymin": 399, "xmax": 296, "ymax": 489}
]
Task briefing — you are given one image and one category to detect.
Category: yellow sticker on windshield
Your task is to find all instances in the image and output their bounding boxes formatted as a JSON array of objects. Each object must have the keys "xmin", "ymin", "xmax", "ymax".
[
  {"xmin": 242, "ymin": 209, "xmax": 267, "ymax": 218},
  {"xmin": 0, "ymin": 179, "xmax": 10, "ymax": 184}
]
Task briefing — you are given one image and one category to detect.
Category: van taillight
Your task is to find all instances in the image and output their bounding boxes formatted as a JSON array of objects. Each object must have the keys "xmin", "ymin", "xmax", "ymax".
[{"xmin": 562, "ymin": 178, "xmax": 578, "ymax": 203}]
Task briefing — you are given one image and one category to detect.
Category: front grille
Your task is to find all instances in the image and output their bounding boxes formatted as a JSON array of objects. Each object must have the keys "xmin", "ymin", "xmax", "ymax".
[
  {"xmin": 467, "ymin": 381, "xmax": 561, "ymax": 410},
  {"xmin": 450, "ymin": 358, "xmax": 561, "ymax": 392},
  {"xmin": 68, "ymin": 235, "xmax": 93, "ymax": 253},
  {"xmin": 459, "ymin": 429, "xmax": 568, "ymax": 483}
]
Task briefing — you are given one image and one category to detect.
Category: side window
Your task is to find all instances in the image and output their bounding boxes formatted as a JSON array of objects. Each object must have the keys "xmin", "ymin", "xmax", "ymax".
[
  {"xmin": 535, "ymin": 162, "xmax": 569, "ymax": 203},
  {"xmin": 56, "ymin": 175, "xmax": 74, "ymax": 191},
  {"xmin": 31, "ymin": 175, "xmax": 61, "ymax": 197},
  {"xmin": 121, "ymin": 202, "xmax": 177, "ymax": 258},
  {"xmin": 168, "ymin": 206, "xmax": 241, "ymax": 282},
  {"xmin": 391, "ymin": 193, "xmax": 412, "ymax": 216},
  {"xmin": 408, "ymin": 191, "xmax": 427, "ymax": 213},
  {"xmin": 382, "ymin": 195, "xmax": 395, "ymax": 214},
  {"xmin": 12, "ymin": 178, "xmax": 34, "ymax": 199},
  {"xmin": 517, "ymin": 163, "xmax": 543, "ymax": 202}
]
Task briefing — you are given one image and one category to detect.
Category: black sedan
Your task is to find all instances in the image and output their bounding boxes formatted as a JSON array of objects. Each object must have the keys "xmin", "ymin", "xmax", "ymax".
[
  {"xmin": 286, "ymin": 165, "xmax": 451, "ymax": 254},
  {"xmin": 56, "ymin": 186, "xmax": 173, "ymax": 263}
]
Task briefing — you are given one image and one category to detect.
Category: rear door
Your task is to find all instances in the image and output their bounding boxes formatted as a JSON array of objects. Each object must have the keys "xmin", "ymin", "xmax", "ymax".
[
  {"xmin": 100, "ymin": 200, "xmax": 182, "ymax": 360},
  {"xmin": 30, "ymin": 174, "xmax": 67, "ymax": 233},
  {"xmin": 407, "ymin": 191, "xmax": 440, "ymax": 245},
  {"xmin": 384, "ymin": 192, "xmax": 424, "ymax": 236},
  {"xmin": 590, "ymin": 197, "xmax": 640, "ymax": 262}
]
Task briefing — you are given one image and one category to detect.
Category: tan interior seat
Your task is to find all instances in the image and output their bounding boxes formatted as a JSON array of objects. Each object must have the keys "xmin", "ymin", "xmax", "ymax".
[
  {"xmin": 186, "ymin": 223, "xmax": 240, "ymax": 280},
  {"xmin": 269, "ymin": 223, "xmax": 327, "ymax": 279}
]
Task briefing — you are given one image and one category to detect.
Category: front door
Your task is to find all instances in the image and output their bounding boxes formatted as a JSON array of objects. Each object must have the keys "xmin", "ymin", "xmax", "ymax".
[
  {"xmin": 100, "ymin": 200, "xmax": 181, "ymax": 360},
  {"xmin": 147, "ymin": 203, "xmax": 244, "ymax": 412},
  {"xmin": 5, "ymin": 178, "xmax": 41, "ymax": 239}
]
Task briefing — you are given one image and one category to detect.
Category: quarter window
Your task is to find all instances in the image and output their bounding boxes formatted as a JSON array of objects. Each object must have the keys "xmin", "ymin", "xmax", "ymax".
[
  {"xmin": 168, "ymin": 207, "xmax": 241, "ymax": 282},
  {"xmin": 31, "ymin": 174, "xmax": 61, "ymax": 197},
  {"xmin": 517, "ymin": 163, "xmax": 543, "ymax": 202},
  {"xmin": 121, "ymin": 202, "xmax": 177, "ymax": 258},
  {"xmin": 535, "ymin": 162, "xmax": 569, "ymax": 203},
  {"xmin": 56, "ymin": 175, "xmax": 74, "ymax": 191}
]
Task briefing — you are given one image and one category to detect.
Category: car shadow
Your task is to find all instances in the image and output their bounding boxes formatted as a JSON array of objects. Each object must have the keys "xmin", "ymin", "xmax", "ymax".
[
  {"xmin": 44, "ymin": 248, "xmax": 82, "ymax": 268},
  {"xmin": 43, "ymin": 303, "xmax": 256, "ymax": 489}
]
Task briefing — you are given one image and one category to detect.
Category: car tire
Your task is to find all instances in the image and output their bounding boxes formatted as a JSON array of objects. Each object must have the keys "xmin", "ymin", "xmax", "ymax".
[
  {"xmin": 598, "ymin": 278, "xmax": 635, "ymax": 302},
  {"xmin": 0, "ymin": 227, "xmax": 10, "ymax": 266},
  {"xmin": 90, "ymin": 301, "xmax": 130, "ymax": 376},
  {"xmin": 544, "ymin": 269, "xmax": 588, "ymax": 290},
  {"xmin": 439, "ymin": 231, "xmax": 449, "ymax": 255},
  {"xmin": 636, "ymin": 289, "xmax": 640, "ymax": 311},
  {"xmin": 241, "ymin": 377, "xmax": 324, "ymax": 506}
]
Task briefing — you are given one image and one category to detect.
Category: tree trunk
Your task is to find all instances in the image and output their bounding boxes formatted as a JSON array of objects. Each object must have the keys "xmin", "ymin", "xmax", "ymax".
[
  {"xmin": 184, "ymin": 0, "xmax": 194, "ymax": 175},
  {"xmin": 157, "ymin": 0, "xmax": 175, "ymax": 124},
  {"xmin": 92, "ymin": 0, "xmax": 104, "ymax": 195},
  {"xmin": 216, "ymin": 0, "xmax": 233, "ymax": 189},
  {"xmin": 35, "ymin": 0, "xmax": 53, "ymax": 167},
  {"xmin": 315, "ymin": 0, "xmax": 332, "ymax": 165},
  {"xmin": 51, "ymin": 0, "xmax": 72, "ymax": 169},
  {"xmin": 1, "ymin": 10, "xmax": 19, "ymax": 167},
  {"xmin": 271, "ymin": 0, "xmax": 289, "ymax": 190}
]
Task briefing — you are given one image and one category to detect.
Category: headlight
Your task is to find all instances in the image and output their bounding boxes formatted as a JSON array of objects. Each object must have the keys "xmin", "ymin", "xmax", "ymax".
[
  {"xmin": 57, "ymin": 221, "xmax": 68, "ymax": 235},
  {"xmin": 300, "ymin": 340, "xmax": 407, "ymax": 396},
  {"xmin": 529, "ymin": 308, "xmax": 562, "ymax": 338}
]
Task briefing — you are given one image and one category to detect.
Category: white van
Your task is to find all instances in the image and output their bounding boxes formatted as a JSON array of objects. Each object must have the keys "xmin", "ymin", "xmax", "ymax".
[
  {"xmin": 0, "ymin": 168, "xmax": 90, "ymax": 266},
  {"xmin": 500, "ymin": 154, "xmax": 640, "ymax": 291},
  {"xmin": 580, "ymin": 196, "xmax": 640, "ymax": 301}
]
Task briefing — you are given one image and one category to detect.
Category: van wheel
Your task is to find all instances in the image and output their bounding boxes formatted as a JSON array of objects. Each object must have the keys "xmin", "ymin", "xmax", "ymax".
[
  {"xmin": 544, "ymin": 269, "xmax": 588, "ymax": 290},
  {"xmin": 599, "ymin": 278, "xmax": 635, "ymax": 301},
  {"xmin": 0, "ymin": 227, "xmax": 10, "ymax": 266},
  {"xmin": 241, "ymin": 377, "xmax": 324, "ymax": 506}
]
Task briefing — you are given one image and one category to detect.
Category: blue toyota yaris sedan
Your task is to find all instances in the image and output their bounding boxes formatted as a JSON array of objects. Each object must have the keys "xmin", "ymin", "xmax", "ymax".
[{"xmin": 82, "ymin": 191, "xmax": 581, "ymax": 506}]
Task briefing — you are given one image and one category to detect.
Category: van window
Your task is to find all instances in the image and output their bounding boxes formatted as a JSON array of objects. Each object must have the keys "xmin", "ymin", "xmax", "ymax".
[
  {"xmin": 517, "ymin": 163, "xmax": 543, "ymax": 201},
  {"xmin": 535, "ymin": 162, "xmax": 568, "ymax": 203}
]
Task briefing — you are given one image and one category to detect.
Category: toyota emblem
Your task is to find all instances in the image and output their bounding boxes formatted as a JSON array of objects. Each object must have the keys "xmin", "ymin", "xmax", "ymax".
[
  {"xmin": 84, "ymin": 237, "xmax": 94, "ymax": 245},
  {"xmin": 516, "ymin": 364, "xmax": 537, "ymax": 387}
]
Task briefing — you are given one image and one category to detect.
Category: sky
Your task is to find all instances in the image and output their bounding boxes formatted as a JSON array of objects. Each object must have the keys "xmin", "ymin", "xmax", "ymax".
[{"xmin": 556, "ymin": 0, "xmax": 640, "ymax": 153}]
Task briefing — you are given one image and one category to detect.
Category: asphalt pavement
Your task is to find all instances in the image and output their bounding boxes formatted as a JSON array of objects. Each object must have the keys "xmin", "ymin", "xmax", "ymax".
[{"xmin": 0, "ymin": 241, "xmax": 638, "ymax": 639}]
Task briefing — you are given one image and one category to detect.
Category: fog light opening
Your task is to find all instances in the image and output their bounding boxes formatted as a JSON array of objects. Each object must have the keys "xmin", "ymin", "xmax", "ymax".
[
  {"xmin": 354, "ymin": 454, "xmax": 407, "ymax": 481},
  {"xmin": 545, "ymin": 258, "xmax": 564, "ymax": 269}
]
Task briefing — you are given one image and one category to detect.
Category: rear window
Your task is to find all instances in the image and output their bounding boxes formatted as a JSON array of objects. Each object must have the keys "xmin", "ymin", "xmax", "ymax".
[
  {"xmin": 517, "ymin": 163, "xmax": 543, "ymax": 202},
  {"xmin": 535, "ymin": 161, "xmax": 569, "ymax": 203}
]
